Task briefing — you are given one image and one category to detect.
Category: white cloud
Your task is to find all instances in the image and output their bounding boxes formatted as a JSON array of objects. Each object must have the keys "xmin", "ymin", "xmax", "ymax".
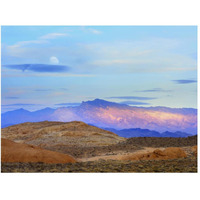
[
  {"xmin": 5, "ymin": 32, "xmax": 68, "ymax": 50},
  {"xmin": 50, "ymin": 56, "xmax": 59, "ymax": 64},
  {"xmin": 88, "ymin": 28, "xmax": 102, "ymax": 34},
  {"xmin": 81, "ymin": 26, "xmax": 102, "ymax": 34},
  {"xmin": 2, "ymin": 37, "xmax": 196, "ymax": 75},
  {"xmin": 76, "ymin": 39, "xmax": 196, "ymax": 73},
  {"xmin": 40, "ymin": 33, "xmax": 69, "ymax": 39},
  {"xmin": 7, "ymin": 40, "xmax": 48, "ymax": 49}
]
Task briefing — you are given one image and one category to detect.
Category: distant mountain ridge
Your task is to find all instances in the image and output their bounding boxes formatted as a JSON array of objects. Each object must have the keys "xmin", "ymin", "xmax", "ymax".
[
  {"xmin": 81, "ymin": 99, "xmax": 128, "ymax": 108},
  {"xmin": 1, "ymin": 99, "xmax": 197, "ymax": 135},
  {"xmin": 1, "ymin": 107, "xmax": 55, "ymax": 127},
  {"xmin": 103, "ymin": 127, "xmax": 192, "ymax": 138}
]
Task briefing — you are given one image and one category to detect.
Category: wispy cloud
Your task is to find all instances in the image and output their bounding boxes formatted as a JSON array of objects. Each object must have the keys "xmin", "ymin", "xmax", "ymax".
[
  {"xmin": 76, "ymin": 39, "xmax": 196, "ymax": 74},
  {"xmin": 137, "ymin": 88, "xmax": 172, "ymax": 93},
  {"xmin": 3, "ymin": 64, "xmax": 71, "ymax": 73},
  {"xmin": 8, "ymin": 40, "xmax": 48, "ymax": 48},
  {"xmin": 120, "ymin": 101, "xmax": 150, "ymax": 105},
  {"xmin": 88, "ymin": 28, "xmax": 102, "ymax": 35},
  {"xmin": 5, "ymin": 32, "xmax": 68, "ymax": 50},
  {"xmin": 107, "ymin": 96, "xmax": 157, "ymax": 100},
  {"xmin": 81, "ymin": 27, "xmax": 102, "ymax": 35},
  {"xmin": 172, "ymin": 79, "xmax": 197, "ymax": 84},
  {"xmin": 3, "ymin": 37, "xmax": 196, "ymax": 75},
  {"xmin": 2, "ymin": 103, "xmax": 37, "ymax": 107},
  {"xmin": 55, "ymin": 103, "xmax": 81, "ymax": 106},
  {"xmin": 39, "ymin": 33, "xmax": 69, "ymax": 40},
  {"xmin": 48, "ymin": 92, "xmax": 67, "ymax": 97},
  {"xmin": 60, "ymin": 88, "xmax": 68, "ymax": 91},
  {"xmin": 34, "ymin": 89, "xmax": 54, "ymax": 92},
  {"xmin": 4, "ymin": 96, "xmax": 20, "ymax": 99},
  {"xmin": 34, "ymin": 88, "xmax": 68, "ymax": 92}
]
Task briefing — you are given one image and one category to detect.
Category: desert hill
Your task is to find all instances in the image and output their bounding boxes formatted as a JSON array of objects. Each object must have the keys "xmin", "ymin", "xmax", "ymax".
[
  {"xmin": 1, "ymin": 121, "xmax": 125, "ymax": 150},
  {"xmin": 1, "ymin": 138, "xmax": 76, "ymax": 163}
]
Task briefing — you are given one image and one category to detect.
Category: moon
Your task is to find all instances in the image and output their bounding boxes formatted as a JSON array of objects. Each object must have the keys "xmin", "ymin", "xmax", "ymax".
[{"xmin": 50, "ymin": 56, "xmax": 59, "ymax": 64}]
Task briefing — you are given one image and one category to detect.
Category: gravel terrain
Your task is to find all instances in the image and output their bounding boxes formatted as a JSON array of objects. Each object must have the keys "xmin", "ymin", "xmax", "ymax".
[{"xmin": 1, "ymin": 156, "xmax": 197, "ymax": 173}]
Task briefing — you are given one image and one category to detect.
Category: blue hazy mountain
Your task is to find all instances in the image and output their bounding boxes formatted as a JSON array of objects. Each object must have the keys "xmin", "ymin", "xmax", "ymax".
[
  {"xmin": 1, "ymin": 99, "xmax": 197, "ymax": 135},
  {"xmin": 1, "ymin": 107, "xmax": 55, "ymax": 127},
  {"xmin": 103, "ymin": 127, "xmax": 192, "ymax": 138}
]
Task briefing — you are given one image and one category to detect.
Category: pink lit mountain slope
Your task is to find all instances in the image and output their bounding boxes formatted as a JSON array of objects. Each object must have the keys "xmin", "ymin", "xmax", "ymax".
[{"xmin": 1, "ymin": 99, "xmax": 197, "ymax": 134}]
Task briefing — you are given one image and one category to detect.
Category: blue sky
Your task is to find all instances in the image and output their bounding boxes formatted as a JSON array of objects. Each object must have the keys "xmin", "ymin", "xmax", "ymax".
[{"xmin": 1, "ymin": 26, "xmax": 197, "ymax": 112}]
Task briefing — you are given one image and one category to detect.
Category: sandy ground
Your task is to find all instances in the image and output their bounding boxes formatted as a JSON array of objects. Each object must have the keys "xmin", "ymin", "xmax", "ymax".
[{"xmin": 78, "ymin": 147, "xmax": 166, "ymax": 162}]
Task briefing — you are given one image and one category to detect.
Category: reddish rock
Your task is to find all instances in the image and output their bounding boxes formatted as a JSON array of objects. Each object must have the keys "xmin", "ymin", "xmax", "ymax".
[
  {"xmin": 1, "ymin": 138, "xmax": 76, "ymax": 163},
  {"xmin": 192, "ymin": 146, "xmax": 197, "ymax": 157},
  {"xmin": 123, "ymin": 147, "xmax": 187, "ymax": 161}
]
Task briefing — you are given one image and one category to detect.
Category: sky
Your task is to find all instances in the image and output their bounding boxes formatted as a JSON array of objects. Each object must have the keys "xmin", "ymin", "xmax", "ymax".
[{"xmin": 1, "ymin": 26, "xmax": 197, "ymax": 112}]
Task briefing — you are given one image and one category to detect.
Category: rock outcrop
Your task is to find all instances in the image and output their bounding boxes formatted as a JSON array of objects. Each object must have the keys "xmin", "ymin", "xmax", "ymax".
[
  {"xmin": 123, "ymin": 147, "xmax": 187, "ymax": 161},
  {"xmin": 192, "ymin": 145, "xmax": 197, "ymax": 157},
  {"xmin": 1, "ymin": 138, "xmax": 76, "ymax": 163}
]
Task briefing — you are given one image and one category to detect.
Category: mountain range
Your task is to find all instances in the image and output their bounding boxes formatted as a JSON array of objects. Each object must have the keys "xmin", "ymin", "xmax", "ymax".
[
  {"xmin": 1, "ymin": 99, "xmax": 197, "ymax": 136},
  {"xmin": 104, "ymin": 127, "xmax": 193, "ymax": 138}
]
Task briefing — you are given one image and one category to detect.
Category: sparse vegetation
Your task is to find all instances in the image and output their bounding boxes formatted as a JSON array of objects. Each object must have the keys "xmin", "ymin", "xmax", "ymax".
[
  {"xmin": 120, "ymin": 135, "xmax": 197, "ymax": 148},
  {"xmin": 1, "ymin": 156, "xmax": 197, "ymax": 173}
]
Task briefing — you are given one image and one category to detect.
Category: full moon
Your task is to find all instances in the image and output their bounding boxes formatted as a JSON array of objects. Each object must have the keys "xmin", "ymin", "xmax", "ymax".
[{"xmin": 50, "ymin": 56, "xmax": 59, "ymax": 64}]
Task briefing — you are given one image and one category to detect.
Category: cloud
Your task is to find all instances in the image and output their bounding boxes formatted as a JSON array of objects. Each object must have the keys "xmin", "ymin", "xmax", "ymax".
[
  {"xmin": 55, "ymin": 103, "xmax": 81, "ymax": 106},
  {"xmin": 119, "ymin": 101, "xmax": 150, "ymax": 105},
  {"xmin": 2, "ymin": 35, "xmax": 196, "ymax": 75},
  {"xmin": 34, "ymin": 89, "xmax": 54, "ymax": 92},
  {"xmin": 137, "ymin": 88, "xmax": 172, "ymax": 93},
  {"xmin": 60, "ymin": 88, "xmax": 68, "ymax": 91},
  {"xmin": 172, "ymin": 80, "xmax": 197, "ymax": 84},
  {"xmin": 48, "ymin": 92, "xmax": 66, "ymax": 97},
  {"xmin": 88, "ymin": 28, "xmax": 102, "ymax": 35},
  {"xmin": 34, "ymin": 88, "xmax": 68, "ymax": 92},
  {"xmin": 5, "ymin": 32, "xmax": 68, "ymax": 50},
  {"xmin": 50, "ymin": 56, "xmax": 59, "ymax": 64},
  {"xmin": 81, "ymin": 27, "xmax": 102, "ymax": 35},
  {"xmin": 40, "ymin": 33, "xmax": 68, "ymax": 40},
  {"xmin": 3, "ymin": 64, "xmax": 70, "ymax": 73},
  {"xmin": 76, "ymin": 39, "xmax": 196, "ymax": 74},
  {"xmin": 2, "ymin": 103, "xmax": 37, "ymax": 107},
  {"xmin": 4, "ymin": 96, "xmax": 20, "ymax": 99},
  {"xmin": 8, "ymin": 40, "xmax": 48, "ymax": 48},
  {"xmin": 107, "ymin": 96, "xmax": 157, "ymax": 100}
]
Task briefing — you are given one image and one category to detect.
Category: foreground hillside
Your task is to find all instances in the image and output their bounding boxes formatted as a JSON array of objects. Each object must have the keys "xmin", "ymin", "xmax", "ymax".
[
  {"xmin": 1, "ymin": 121, "xmax": 125, "ymax": 149},
  {"xmin": 1, "ymin": 121, "xmax": 197, "ymax": 172}
]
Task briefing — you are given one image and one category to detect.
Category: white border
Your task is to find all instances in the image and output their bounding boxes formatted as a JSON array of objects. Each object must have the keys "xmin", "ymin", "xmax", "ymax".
[{"xmin": 0, "ymin": 1, "xmax": 199, "ymax": 200}]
